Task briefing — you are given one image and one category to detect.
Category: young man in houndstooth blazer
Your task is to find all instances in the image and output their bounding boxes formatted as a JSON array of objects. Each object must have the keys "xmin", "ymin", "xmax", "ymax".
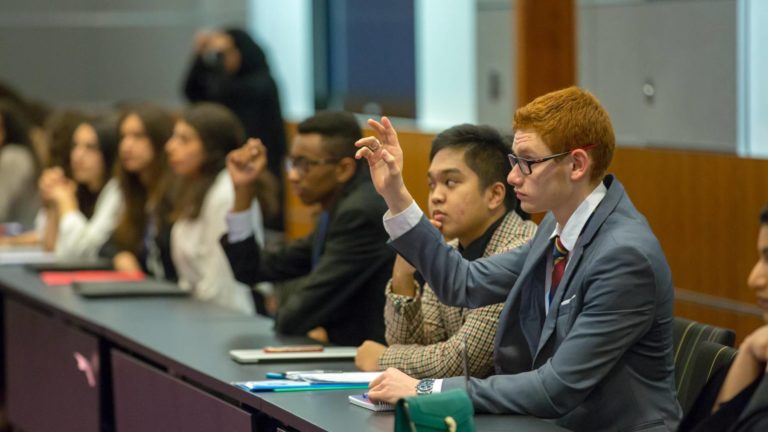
[{"xmin": 355, "ymin": 124, "xmax": 536, "ymax": 378}]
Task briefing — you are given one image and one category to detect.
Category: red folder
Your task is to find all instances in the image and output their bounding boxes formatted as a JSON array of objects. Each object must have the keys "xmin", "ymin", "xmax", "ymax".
[{"xmin": 40, "ymin": 271, "xmax": 146, "ymax": 286}]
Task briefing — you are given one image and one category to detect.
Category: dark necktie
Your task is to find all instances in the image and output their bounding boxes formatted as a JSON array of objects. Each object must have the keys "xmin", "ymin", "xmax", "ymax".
[
  {"xmin": 311, "ymin": 211, "xmax": 330, "ymax": 269},
  {"xmin": 550, "ymin": 235, "xmax": 569, "ymax": 305}
]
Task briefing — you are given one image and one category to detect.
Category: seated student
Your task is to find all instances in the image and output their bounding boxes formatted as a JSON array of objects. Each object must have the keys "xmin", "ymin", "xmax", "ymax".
[
  {"xmin": 355, "ymin": 124, "xmax": 536, "ymax": 378},
  {"xmin": 36, "ymin": 116, "xmax": 122, "ymax": 259},
  {"xmin": 359, "ymin": 87, "xmax": 681, "ymax": 431},
  {"xmin": 0, "ymin": 99, "xmax": 39, "ymax": 228},
  {"xmin": 221, "ymin": 111, "xmax": 395, "ymax": 345},
  {"xmin": 165, "ymin": 103, "xmax": 266, "ymax": 314},
  {"xmin": 679, "ymin": 206, "xmax": 768, "ymax": 432},
  {"xmin": 102, "ymin": 104, "xmax": 177, "ymax": 281}
]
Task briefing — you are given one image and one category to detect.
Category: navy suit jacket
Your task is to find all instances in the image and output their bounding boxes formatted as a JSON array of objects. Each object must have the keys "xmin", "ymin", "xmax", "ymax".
[{"xmin": 390, "ymin": 175, "xmax": 681, "ymax": 431}]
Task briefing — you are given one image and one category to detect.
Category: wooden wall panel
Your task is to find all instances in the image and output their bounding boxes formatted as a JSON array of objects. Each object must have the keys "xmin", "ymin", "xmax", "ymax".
[{"xmin": 515, "ymin": 0, "xmax": 575, "ymax": 107}]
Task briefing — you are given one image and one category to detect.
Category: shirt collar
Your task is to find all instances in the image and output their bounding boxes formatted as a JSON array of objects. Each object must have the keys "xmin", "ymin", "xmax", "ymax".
[
  {"xmin": 458, "ymin": 214, "xmax": 505, "ymax": 260},
  {"xmin": 549, "ymin": 182, "xmax": 607, "ymax": 251}
]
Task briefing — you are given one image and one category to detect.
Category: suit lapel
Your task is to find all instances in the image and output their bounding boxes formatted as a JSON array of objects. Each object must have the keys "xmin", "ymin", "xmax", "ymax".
[{"xmin": 533, "ymin": 175, "xmax": 626, "ymax": 361}]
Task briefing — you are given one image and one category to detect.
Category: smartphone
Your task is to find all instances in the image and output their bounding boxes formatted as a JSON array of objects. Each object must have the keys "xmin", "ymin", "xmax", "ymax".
[{"xmin": 263, "ymin": 345, "xmax": 324, "ymax": 353}]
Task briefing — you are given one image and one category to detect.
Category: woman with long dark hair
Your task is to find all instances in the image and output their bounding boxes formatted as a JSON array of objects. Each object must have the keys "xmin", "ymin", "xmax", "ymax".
[
  {"xmin": 37, "ymin": 115, "xmax": 122, "ymax": 258},
  {"xmin": 104, "ymin": 104, "xmax": 176, "ymax": 280},
  {"xmin": 165, "ymin": 102, "xmax": 271, "ymax": 313}
]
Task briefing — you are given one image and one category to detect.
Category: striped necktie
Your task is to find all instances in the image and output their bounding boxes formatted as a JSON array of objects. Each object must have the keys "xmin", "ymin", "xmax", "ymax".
[{"xmin": 550, "ymin": 235, "xmax": 569, "ymax": 305}]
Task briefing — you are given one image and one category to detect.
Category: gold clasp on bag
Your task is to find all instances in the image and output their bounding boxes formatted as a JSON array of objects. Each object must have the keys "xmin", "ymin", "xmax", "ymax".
[{"xmin": 445, "ymin": 416, "xmax": 457, "ymax": 432}]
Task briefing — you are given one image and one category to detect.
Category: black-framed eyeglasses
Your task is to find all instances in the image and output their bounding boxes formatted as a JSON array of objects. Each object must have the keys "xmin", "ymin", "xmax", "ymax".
[
  {"xmin": 284, "ymin": 156, "xmax": 339, "ymax": 174},
  {"xmin": 507, "ymin": 144, "xmax": 596, "ymax": 176}
]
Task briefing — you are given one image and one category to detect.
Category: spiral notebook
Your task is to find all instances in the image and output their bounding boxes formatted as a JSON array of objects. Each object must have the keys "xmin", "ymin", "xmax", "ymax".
[{"xmin": 348, "ymin": 394, "xmax": 395, "ymax": 412}]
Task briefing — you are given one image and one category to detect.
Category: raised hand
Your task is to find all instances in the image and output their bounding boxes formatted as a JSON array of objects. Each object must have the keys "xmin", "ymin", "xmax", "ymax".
[
  {"xmin": 354, "ymin": 117, "xmax": 413, "ymax": 214},
  {"xmin": 227, "ymin": 138, "xmax": 267, "ymax": 189}
]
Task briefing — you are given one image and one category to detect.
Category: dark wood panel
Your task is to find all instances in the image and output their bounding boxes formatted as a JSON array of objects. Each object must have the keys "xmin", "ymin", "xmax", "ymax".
[
  {"xmin": 5, "ymin": 299, "xmax": 101, "ymax": 432},
  {"xmin": 515, "ymin": 0, "xmax": 576, "ymax": 106},
  {"xmin": 112, "ymin": 350, "xmax": 251, "ymax": 432}
]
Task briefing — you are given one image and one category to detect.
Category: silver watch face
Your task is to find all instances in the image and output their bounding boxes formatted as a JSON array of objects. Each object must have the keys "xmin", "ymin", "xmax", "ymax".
[{"xmin": 416, "ymin": 379, "xmax": 435, "ymax": 394}]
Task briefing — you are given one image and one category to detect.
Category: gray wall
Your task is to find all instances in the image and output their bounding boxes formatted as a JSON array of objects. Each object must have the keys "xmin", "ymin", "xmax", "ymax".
[
  {"xmin": 0, "ymin": 0, "xmax": 248, "ymax": 109},
  {"xmin": 476, "ymin": 0, "xmax": 515, "ymax": 132},
  {"xmin": 578, "ymin": 0, "xmax": 737, "ymax": 151}
]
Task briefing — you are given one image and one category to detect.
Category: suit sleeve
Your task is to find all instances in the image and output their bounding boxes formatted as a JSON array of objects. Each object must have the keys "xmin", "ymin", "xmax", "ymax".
[
  {"xmin": 443, "ymin": 243, "xmax": 659, "ymax": 417},
  {"xmin": 273, "ymin": 205, "xmax": 390, "ymax": 335},
  {"xmin": 389, "ymin": 216, "xmax": 530, "ymax": 308},
  {"xmin": 220, "ymin": 231, "xmax": 313, "ymax": 286}
]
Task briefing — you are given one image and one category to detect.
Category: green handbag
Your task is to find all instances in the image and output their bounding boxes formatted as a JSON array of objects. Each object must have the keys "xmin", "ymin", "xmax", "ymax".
[{"xmin": 394, "ymin": 388, "xmax": 476, "ymax": 432}]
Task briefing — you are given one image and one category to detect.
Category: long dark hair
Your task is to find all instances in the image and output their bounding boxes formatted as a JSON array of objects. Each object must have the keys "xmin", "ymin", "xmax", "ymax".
[
  {"xmin": 172, "ymin": 102, "xmax": 278, "ymax": 221},
  {"xmin": 73, "ymin": 115, "xmax": 119, "ymax": 218},
  {"xmin": 113, "ymin": 104, "xmax": 175, "ymax": 254}
]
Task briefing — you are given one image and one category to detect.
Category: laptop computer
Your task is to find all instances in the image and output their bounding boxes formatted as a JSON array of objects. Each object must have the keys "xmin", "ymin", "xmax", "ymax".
[{"xmin": 73, "ymin": 279, "xmax": 189, "ymax": 298}]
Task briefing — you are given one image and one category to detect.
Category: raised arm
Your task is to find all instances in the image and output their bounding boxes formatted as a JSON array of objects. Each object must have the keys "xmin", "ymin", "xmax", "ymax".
[{"xmin": 354, "ymin": 117, "xmax": 413, "ymax": 214}]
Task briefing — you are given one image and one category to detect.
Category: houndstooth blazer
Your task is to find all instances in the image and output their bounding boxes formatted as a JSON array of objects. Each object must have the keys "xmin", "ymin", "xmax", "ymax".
[{"xmin": 379, "ymin": 211, "xmax": 536, "ymax": 379}]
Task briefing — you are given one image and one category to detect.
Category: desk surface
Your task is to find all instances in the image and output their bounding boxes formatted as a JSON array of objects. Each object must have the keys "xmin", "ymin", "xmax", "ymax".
[{"xmin": 0, "ymin": 266, "xmax": 568, "ymax": 432}]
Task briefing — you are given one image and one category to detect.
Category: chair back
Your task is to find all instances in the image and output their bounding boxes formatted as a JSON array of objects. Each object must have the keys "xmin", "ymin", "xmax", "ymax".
[{"xmin": 673, "ymin": 317, "xmax": 737, "ymax": 415}]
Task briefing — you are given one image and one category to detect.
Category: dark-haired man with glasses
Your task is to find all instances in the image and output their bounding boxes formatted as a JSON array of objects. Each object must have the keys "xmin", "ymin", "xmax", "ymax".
[
  {"xmin": 222, "ymin": 111, "xmax": 394, "ymax": 346},
  {"xmin": 360, "ymin": 87, "xmax": 680, "ymax": 431}
]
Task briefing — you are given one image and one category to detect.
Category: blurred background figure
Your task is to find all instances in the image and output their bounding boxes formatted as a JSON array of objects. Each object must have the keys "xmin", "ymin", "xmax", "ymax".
[
  {"xmin": 0, "ymin": 98, "xmax": 40, "ymax": 228},
  {"xmin": 183, "ymin": 27, "xmax": 286, "ymax": 231}
]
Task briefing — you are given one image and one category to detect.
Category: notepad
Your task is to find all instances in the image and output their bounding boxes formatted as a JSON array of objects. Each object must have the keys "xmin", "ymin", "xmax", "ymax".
[
  {"xmin": 229, "ymin": 346, "xmax": 358, "ymax": 363},
  {"xmin": 348, "ymin": 394, "xmax": 395, "ymax": 412}
]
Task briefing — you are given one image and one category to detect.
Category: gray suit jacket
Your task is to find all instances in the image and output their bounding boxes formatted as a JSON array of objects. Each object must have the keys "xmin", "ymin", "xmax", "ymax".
[{"xmin": 390, "ymin": 176, "xmax": 681, "ymax": 432}]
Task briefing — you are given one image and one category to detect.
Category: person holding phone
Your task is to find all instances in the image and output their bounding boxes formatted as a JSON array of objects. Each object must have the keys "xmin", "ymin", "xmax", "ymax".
[{"xmin": 183, "ymin": 27, "xmax": 285, "ymax": 230}]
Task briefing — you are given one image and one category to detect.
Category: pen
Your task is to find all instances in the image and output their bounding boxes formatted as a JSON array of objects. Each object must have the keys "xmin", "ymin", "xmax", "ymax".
[
  {"xmin": 273, "ymin": 384, "xmax": 368, "ymax": 393},
  {"xmin": 265, "ymin": 369, "xmax": 344, "ymax": 379},
  {"xmin": 462, "ymin": 334, "xmax": 470, "ymax": 391}
]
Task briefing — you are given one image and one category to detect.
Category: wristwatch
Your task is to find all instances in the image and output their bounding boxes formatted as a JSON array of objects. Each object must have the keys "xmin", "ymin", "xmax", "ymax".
[{"xmin": 416, "ymin": 378, "xmax": 435, "ymax": 396}]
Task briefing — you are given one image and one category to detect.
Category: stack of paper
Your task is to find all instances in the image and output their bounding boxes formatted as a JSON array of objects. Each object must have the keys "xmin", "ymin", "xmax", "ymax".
[{"xmin": 296, "ymin": 372, "xmax": 382, "ymax": 384}]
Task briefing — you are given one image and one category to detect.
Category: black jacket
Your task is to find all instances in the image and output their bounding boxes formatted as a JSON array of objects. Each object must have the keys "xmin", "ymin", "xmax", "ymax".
[{"xmin": 221, "ymin": 168, "xmax": 394, "ymax": 346}]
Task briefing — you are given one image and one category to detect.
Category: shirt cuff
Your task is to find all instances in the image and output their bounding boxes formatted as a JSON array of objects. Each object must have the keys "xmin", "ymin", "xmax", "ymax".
[
  {"xmin": 226, "ymin": 210, "xmax": 254, "ymax": 243},
  {"xmin": 383, "ymin": 201, "xmax": 423, "ymax": 240},
  {"xmin": 433, "ymin": 379, "xmax": 443, "ymax": 393}
]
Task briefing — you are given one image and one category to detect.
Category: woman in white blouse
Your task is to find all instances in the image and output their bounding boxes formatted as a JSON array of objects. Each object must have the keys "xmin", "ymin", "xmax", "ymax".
[
  {"xmin": 38, "ymin": 116, "xmax": 122, "ymax": 259},
  {"xmin": 165, "ymin": 103, "xmax": 272, "ymax": 314}
]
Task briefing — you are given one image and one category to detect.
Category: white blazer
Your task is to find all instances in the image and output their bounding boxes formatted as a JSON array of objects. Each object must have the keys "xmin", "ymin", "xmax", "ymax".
[{"xmin": 171, "ymin": 170, "xmax": 262, "ymax": 314}]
